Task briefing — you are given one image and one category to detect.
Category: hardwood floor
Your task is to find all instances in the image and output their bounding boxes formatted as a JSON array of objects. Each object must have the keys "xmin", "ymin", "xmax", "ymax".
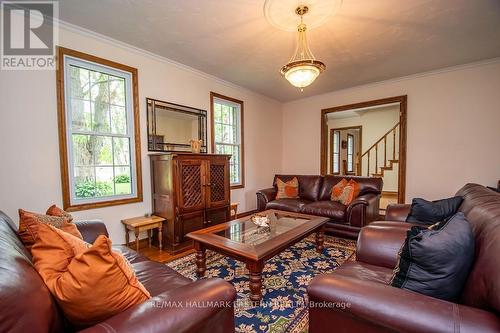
[
  {"xmin": 127, "ymin": 239, "xmax": 194, "ymax": 263},
  {"xmin": 380, "ymin": 191, "xmax": 398, "ymax": 215}
]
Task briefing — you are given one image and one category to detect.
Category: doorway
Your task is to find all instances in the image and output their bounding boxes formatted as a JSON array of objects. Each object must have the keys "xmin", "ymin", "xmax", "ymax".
[{"xmin": 320, "ymin": 96, "xmax": 407, "ymax": 213}]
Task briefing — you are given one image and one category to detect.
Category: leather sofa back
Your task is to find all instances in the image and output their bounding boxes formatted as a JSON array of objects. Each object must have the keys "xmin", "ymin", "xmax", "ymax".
[
  {"xmin": 456, "ymin": 184, "xmax": 500, "ymax": 313},
  {"xmin": 273, "ymin": 175, "xmax": 323, "ymax": 202},
  {"xmin": 318, "ymin": 176, "xmax": 383, "ymax": 201},
  {"xmin": 0, "ymin": 211, "xmax": 64, "ymax": 333}
]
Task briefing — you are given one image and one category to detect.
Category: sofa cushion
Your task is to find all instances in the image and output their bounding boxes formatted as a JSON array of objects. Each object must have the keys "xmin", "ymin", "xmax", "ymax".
[
  {"xmin": 331, "ymin": 179, "xmax": 361, "ymax": 205},
  {"xmin": 319, "ymin": 175, "xmax": 382, "ymax": 201},
  {"xmin": 455, "ymin": 184, "xmax": 500, "ymax": 312},
  {"xmin": 46, "ymin": 204, "xmax": 74, "ymax": 222},
  {"xmin": 132, "ymin": 260, "xmax": 192, "ymax": 297},
  {"xmin": 273, "ymin": 175, "xmax": 322, "ymax": 201},
  {"xmin": 333, "ymin": 261, "xmax": 393, "ymax": 284},
  {"xmin": 275, "ymin": 177, "xmax": 299, "ymax": 199},
  {"xmin": 32, "ymin": 225, "xmax": 151, "ymax": 327},
  {"xmin": 266, "ymin": 198, "xmax": 312, "ymax": 213},
  {"xmin": 301, "ymin": 201, "xmax": 346, "ymax": 222},
  {"xmin": 113, "ymin": 245, "xmax": 150, "ymax": 264},
  {"xmin": 391, "ymin": 212, "xmax": 475, "ymax": 302},
  {"xmin": 406, "ymin": 196, "xmax": 463, "ymax": 225},
  {"xmin": 18, "ymin": 208, "xmax": 82, "ymax": 251}
]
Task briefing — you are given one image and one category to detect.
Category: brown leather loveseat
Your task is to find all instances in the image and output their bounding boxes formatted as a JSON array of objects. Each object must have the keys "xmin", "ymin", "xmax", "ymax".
[
  {"xmin": 0, "ymin": 211, "xmax": 236, "ymax": 333},
  {"xmin": 307, "ymin": 183, "xmax": 500, "ymax": 333},
  {"xmin": 257, "ymin": 175, "xmax": 383, "ymax": 238}
]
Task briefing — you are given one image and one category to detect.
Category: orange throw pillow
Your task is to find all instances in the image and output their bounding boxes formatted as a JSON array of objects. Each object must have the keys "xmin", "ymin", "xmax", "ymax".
[
  {"xmin": 46, "ymin": 204, "xmax": 74, "ymax": 222},
  {"xmin": 276, "ymin": 177, "xmax": 299, "ymax": 199},
  {"xmin": 330, "ymin": 178, "xmax": 348, "ymax": 201},
  {"xmin": 18, "ymin": 209, "xmax": 82, "ymax": 251},
  {"xmin": 32, "ymin": 224, "xmax": 150, "ymax": 326},
  {"xmin": 331, "ymin": 179, "xmax": 361, "ymax": 205},
  {"xmin": 347, "ymin": 179, "xmax": 361, "ymax": 199}
]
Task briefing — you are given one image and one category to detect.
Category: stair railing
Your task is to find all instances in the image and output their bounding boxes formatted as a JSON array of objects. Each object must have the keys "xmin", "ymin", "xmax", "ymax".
[{"xmin": 361, "ymin": 122, "xmax": 400, "ymax": 177}]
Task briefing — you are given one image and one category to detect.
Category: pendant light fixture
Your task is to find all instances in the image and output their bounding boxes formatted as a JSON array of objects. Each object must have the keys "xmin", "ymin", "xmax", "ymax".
[{"xmin": 280, "ymin": 5, "xmax": 325, "ymax": 90}]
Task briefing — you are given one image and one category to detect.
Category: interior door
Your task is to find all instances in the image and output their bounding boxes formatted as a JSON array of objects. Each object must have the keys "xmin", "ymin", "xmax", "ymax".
[
  {"xmin": 206, "ymin": 158, "xmax": 230, "ymax": 209},
  {"xmin": 176, "ymin": 159, "xmax": 206, "ymax": 213}
]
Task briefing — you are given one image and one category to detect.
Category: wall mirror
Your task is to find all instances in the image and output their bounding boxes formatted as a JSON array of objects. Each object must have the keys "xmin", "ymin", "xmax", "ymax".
[
  {"xmin": 147, "ymin": 98, "xmax": 207, "ymax": 152},
  {"xmin": 320, "ymin": 96, "xmax": 407, "ymax": 211}
]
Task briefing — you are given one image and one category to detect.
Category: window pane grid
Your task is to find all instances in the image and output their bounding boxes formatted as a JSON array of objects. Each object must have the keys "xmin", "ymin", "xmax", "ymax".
[
  {"xmin": 67, "ymin": 61, "xmax": 134, "ymax": 202},
  {"xmin": 213, "ymin": 97, "xmax": 242, "ymax": 186}
]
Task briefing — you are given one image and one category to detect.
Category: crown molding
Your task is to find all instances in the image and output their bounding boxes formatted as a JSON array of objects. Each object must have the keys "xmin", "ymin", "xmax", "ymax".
[
  {"xmin": 56, "ymin": 18, "xmax": 280, "ymax": 105},
  {"xmin": 285, "ymin": 56, "xmax": 500, "ymax": 104}
]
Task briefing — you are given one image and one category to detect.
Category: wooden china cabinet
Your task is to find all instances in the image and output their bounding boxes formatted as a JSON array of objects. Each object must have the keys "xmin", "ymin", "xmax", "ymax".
[{"xmin": 149, "ymin": 153, "xmax": 231, "ymax": 253}]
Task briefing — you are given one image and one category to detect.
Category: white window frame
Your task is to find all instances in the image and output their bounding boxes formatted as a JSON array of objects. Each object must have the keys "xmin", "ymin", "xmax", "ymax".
[
  {"xmin": 333, "ymin": 130, "xmax": 340, "ymax": 174},
  {"xmin": 347, "ymin": 133, "xmax": 354, "ymax": 173},
  {"xmin": 211, "ymin": 93, "xmax": 244, "ymax": 188},
  {"xmin": 57, "ymin": 47, "xmax": 142, "ymax": 211}
]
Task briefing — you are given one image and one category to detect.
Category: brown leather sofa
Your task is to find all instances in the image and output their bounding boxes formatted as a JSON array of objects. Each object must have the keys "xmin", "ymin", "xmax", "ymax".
[
  {"xmin": 307, "ymin": 183, "xmax": 500, "ymax": 333},
  {"xmin": 256, "ymin": 175, "xmax": 383, "ymax": 238},
  {"xmin": 0, "ymin": 211, "xmax": 236, "ymax": 333}
]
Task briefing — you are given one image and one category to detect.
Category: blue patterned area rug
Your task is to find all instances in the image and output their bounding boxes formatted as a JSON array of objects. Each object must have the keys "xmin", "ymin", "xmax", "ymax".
[{"xmin": 167, "ymin": 235, "xmax": 356, "ymax": 333}]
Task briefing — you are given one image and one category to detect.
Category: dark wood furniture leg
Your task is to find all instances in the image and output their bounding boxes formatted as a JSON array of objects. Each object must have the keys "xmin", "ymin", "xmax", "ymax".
[
  {"xmin": 316, "ymin": 227, "xmax": 325, "ymax": 253},
  {"xmin": 194, "ymin": 242, "xmax": 207, "ymax": 277},
  {"xmin": 147, "ymin": 230, "xmax": 152, "ymax": 248},
  {"xmin": 134, "ymin": 229, "xmax": 140, "ymax": 253},
  {"xmin": 158, "ymin": 222, "xmax": 163, "ymax": 251},
  {"xmin": 246, "ymin": 261, "xmax": 264, "ymax": 302},
  {"xmin": 125, "ymin": 227, "xmax": 129, "ymax": 248}
]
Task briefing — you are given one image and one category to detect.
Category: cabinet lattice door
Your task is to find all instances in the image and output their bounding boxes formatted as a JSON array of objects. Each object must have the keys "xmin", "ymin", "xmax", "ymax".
[
  {"xmin": 178, "ymin": 159, "xmax": 205, "ymax": 212},
  {"xmin": 207, "ymin": 160, "xmax": 230, "ymax": 208}
]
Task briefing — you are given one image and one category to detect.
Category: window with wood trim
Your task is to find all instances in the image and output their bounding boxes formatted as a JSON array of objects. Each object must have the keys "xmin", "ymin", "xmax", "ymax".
[
  {"xmin": 347, "ymin": 133, "xmax": 354, "ymax": 173},
  {"xmin": 332, "ymin": 130, "xmax": 340, "ymax": 174},
  {"xmin": 57, "ymin": 47, "xmax": 142, "ymax": 211},
  {"xmin": 210, "ymin": 92, "xmax": 244, "ymax": 189}
]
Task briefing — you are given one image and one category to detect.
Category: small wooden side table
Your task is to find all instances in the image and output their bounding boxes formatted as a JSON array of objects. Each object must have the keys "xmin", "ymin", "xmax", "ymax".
[{"xmin": 121, "ymin": 215, "xmax": 165, "ymax": 253}]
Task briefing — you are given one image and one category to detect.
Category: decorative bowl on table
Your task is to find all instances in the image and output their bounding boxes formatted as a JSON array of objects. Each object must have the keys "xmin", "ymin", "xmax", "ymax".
[{"xmin": 251, "ymin": 215, "xmax": 270, "ymax": 227}]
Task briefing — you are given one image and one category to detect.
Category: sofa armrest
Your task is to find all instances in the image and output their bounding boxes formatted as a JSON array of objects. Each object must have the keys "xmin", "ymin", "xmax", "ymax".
[
  {"xmin": 356, "ymin": 221, "xmax": 411, "ymax": 269},
  {"xmin": 74, "ymin": 220, "xmax": 109, "ymax": 244},
  {"xmin": 385, "ymin": 203, "xmax": 411, "ymax": 222},
  {"xmin": 307, "ymin": 274, "xmax": 500, "ymax": 333},
  {"xmin": 81, "ymin": 278, "xmax": 236, "ymax": 333},
  {"xmin": 256, "ymin": 187, "xmax": 277, "ymax": 212},
  {"xmin": 346, "ymin": 193, "xmax": 380, "ymax": 228}
]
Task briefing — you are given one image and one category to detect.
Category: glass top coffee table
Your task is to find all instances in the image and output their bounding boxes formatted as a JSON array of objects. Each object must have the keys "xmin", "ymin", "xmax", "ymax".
[{"xmin": 187, "ymin": 209, "xmax": 329, "ymax": 301}]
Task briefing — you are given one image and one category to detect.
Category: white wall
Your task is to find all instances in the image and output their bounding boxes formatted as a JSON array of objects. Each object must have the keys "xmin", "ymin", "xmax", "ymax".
[
  {"xmin": 282, "ymin": 60, "xmax": 500, "ymax": 202},
  {"xmin": 0, "ymin": 24, "xmax": 282, "ymax": 243}
]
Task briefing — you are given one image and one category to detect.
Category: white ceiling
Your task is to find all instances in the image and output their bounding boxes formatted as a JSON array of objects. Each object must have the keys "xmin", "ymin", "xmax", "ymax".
[{"xmin": 59, "ymin": 0, "xmax": 500, "ymax": 102}]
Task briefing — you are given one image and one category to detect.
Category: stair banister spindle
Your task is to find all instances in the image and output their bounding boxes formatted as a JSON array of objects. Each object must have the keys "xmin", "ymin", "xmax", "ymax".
[
  {"xmin": 393, "ymin": 127, "xmax": 396, "ymax": 160},
  {"xmin": 384, "ymin": 136, "xmax": 387, "ymax": 168},
  {"xmin": 367, "ymin": 151, "xmax": 370, "ymax": 176},
  {"xmin": 375, "ymin": 144, "xmax": 378, "ymax": 173}
]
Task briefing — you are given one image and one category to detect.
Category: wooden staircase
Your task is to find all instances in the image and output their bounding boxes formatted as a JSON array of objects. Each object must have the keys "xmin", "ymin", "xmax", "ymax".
[
  {"xmin": 372, "ymin": 159, "xmax": 399, "ymax": 177},
  {"xmin": 361, "ymin": 122, "xmax": 400, "ymax": 178}
]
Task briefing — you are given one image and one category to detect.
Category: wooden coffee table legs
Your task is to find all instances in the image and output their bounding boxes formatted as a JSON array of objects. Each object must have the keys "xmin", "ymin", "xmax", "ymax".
[
  {"xmin": 315, "ymin": 226, "xmax": 325, "ymax": 253},
  {"xmin": 195, "ymin": 242, "xmax": 207, "ymax": 277},
  {"xmin": 194, "ymin": 240, "xmax": 265, "ymax": 301},
  {"xmin": 246, "ymin": 261, "xmax": 264, "ymax": 302}
]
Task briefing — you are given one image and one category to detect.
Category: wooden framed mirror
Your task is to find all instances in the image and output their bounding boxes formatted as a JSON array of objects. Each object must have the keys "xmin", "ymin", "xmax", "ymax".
[
  {"xmin": 320, "ymin": 96, "xmax": 407, "ymax": 208},
  {"xmin": 147, "ymin": 98, "xmax": 208, "ymax": 153}
]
